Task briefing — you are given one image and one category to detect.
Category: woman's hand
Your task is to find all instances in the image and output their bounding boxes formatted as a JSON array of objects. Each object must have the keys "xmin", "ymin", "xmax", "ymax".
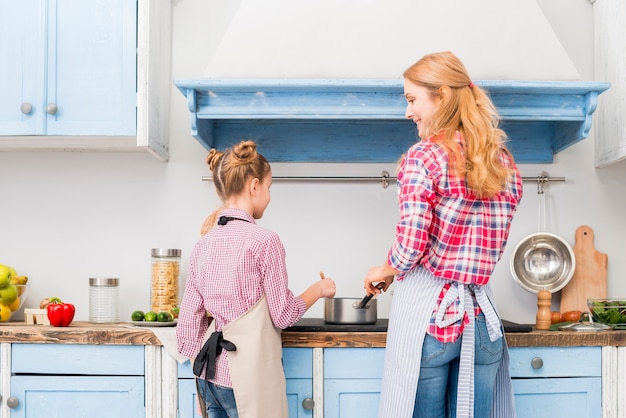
[{"xmin": 364, "ymin": 264, "xmax": 397, "ymax": 296}]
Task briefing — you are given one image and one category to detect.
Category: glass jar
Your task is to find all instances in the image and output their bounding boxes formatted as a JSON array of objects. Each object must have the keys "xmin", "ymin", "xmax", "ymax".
[
  {"xmin": 151, "ymin": 248, "xmax": 181, "ymax": 314},
  {"xmin": 89, "ymin": 278, "xmax": 120, "ymax": 324}
]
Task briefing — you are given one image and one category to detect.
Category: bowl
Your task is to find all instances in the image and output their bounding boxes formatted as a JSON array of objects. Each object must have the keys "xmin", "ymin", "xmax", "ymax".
[
  {"xmin": 0, "ymin": 284, "xmax": 29, "ymax": 322},
  {"xmin": 510, "ymin": 232, "xmax": 576, "ymax": 293},
  {"xmin": 588, "ymin": 298, "xmax": 626, "ymax": 327}
]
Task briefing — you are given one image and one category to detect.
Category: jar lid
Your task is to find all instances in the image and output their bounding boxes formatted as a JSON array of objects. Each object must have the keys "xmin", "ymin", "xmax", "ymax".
[
  {"xmin": 151, "ymin": 248, "xmax": 182, "ymax": 257},
  {"xmin": 89, "ymin": 278, "xmax": 119, "ymax": 286}
]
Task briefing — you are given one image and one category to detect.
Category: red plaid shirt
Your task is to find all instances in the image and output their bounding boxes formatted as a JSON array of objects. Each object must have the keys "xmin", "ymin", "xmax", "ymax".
[
  {"xmin": 387, "ymin": 133, "xmax": 522, "ymax": 342},
  {"xmin": 176, "ymin": 208, "xmax": 307, "ymax": 387}
]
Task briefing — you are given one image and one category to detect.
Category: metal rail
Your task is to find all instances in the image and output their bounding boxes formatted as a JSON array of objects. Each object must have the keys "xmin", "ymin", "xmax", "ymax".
[{"xmin": 202, "ymin": 171, "xmax": 565, "ymax": 190}]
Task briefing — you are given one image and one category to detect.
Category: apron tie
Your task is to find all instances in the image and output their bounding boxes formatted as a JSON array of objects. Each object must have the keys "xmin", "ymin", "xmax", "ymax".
[{"xmin": 193, "ymin": 331, "xmax": 237, "ymax": 379}]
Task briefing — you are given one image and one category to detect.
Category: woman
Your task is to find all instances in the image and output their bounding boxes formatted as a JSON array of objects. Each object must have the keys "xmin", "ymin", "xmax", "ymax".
[
  {"xmin": 364, "ymin": 51, "xmax": 523, "ymax": 418},
  {"xmin": 177, "ymin": 140, "xmax": 336, "ymax": 418}
]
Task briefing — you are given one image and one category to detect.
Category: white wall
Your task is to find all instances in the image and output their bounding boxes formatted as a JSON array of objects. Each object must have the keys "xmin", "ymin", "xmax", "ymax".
[{"xmin": 1, "ymin": 0, "xmax": 625, "ymax": 325}]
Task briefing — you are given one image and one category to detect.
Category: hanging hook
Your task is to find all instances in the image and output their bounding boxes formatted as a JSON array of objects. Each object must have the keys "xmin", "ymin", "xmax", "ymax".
[{"xmin": 536, "ymin": 172, "xmax": 550, "ymax": 195}]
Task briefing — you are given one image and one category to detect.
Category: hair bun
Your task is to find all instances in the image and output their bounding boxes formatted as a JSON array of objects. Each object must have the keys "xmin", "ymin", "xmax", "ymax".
[
  {"xmin": 232, "ymin": 140, "xmax": 257, "ymax": 164},
  {"xmin": 206, "ymin": 149, "xmax": 223, "ymax": 170}
]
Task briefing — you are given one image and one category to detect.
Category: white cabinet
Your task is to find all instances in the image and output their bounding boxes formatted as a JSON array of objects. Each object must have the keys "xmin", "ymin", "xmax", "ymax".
[
  {"xmin": 0, "ymin": 0, "xmax": 171, "ymax": 161},
  {"xmin": 593, "ymin": 0, "xmax": 626, "ymax": 168}
]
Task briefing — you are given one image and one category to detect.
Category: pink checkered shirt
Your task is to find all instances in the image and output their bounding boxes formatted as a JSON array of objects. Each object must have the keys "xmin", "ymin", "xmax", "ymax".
[
  {"xmin": 387, "ymin": 133, "xmax": 522, "ymax": 342},
  {"xmin": 176, "ymin": 208, "xmax": 307, "ymax": 387}
]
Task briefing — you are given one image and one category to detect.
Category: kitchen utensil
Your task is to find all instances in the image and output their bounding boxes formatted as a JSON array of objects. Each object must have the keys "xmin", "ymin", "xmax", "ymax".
[
  {"xmin": 558, "ymin": 321, "xmax": 611, "ymax": 332},
  {"xmin": 356, "ymin": 282, "xmax": 385, "ymax": 309},
  {"xmin": 510, "ymin": 232, "xmax": 576, "ymax": 293},
  {"xmin": 324, "ymin": 298, "xmax": 377, "ymax": 325},
  {"xmin": 560, "ymin": 226, "xmax": 608, "ymax": 312},
  {"xmin": 510, "ymin": 175, "xmax": 575, "ymax": 294}
]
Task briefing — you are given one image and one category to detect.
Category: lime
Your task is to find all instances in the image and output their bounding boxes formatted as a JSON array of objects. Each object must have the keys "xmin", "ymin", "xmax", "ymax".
[
  {"xmin": 157, "ymin": 311, "xmax": 173, "ymax": 322},
  {"xmin": 144, "ymin": 311, "xmax": 157, "ymax": 322},
  {"xmin": 131, "ymin": 310, "xmax": 145, "ymax": 321}
]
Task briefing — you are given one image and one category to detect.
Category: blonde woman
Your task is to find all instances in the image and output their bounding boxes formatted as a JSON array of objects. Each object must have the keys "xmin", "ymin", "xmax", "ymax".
[{"xmin": 364, "ymin": 51, "xmax": 523, "ymax": 418}]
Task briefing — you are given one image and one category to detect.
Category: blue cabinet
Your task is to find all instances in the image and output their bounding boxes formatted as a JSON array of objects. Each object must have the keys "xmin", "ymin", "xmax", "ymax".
[
  {"xmin": 177, "ymin": 348, "xmax": 313, "ymax": 418},
  {"xmin": 9, "ymin": 344, "xmax": 145, "ymax": 418},
  {"xmin": 0, "ymin": 0, "xmax": 137, "ymax": 137},
  {"xmin": 324, "ymin": 348, "xmax": 384, "ymax": 418},
  {"xmin": 283, "ymin": 348, "xmax": 314, "ymax": 418},
  {"xmin": 509, "ymin": 347, "xmax": 602, "ymax": 418}
]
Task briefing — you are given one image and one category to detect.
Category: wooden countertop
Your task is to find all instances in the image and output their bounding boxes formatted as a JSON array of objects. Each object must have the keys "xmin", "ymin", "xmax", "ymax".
[{"xmin": 1, "ymin": 320, "xmax": 626, "ymax": 348}]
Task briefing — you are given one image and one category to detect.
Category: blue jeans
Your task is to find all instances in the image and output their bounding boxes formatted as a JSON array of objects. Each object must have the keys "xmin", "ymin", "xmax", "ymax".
[
  {"xmin": 413, "ymin": 315, "xmax": 503, "ymax": 418},
  {"xmin": 196, "ymin": 379, "xmax": 239, "ymax": 418}
]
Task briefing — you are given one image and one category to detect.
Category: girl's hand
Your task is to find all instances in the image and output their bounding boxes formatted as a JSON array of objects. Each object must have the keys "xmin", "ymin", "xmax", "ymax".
[{"xmin": 318, "ymin": 271, "xmax": 336, "ymax": 298}]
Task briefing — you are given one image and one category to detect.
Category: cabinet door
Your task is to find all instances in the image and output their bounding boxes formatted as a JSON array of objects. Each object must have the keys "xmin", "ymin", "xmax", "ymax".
[
  {"xmin": 10, "ymin": 375, "xmax": 144, "ymax": 418},
  {"xmin": 178, "ymin": 378, "xmax": 203, "ymax": 418},
  {"xmin": 47, "ymin": 0, "xmax": 137, "ymax": 136},
  {"xmin": 513, "ymin": 377, "xmax": 601, "ymax": 418},
  {"xmin": 509, "ymin": 347, "xmax": 602, "ymax": 418},
  {"xmin": 284, "ymin": 348, "xmax": 313, "ymax": 418},
  {"xmin": 324, "ymin": 348, "xmax": 384, "ymax": 418},
  {"xmin": 0, "ymin": 1, "xmax": 46, "ymax": 135}
]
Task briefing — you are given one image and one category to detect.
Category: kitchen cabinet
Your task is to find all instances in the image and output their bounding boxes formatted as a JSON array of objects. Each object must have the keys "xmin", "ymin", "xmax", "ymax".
[
  {"xmin": 323, "ymin": 348, "xmax": 383, "ymax": 418},
  {"xmin": 593, "ymin": 0, "xmax": 626, "ymax": 168},
  {"xmin": 4, "ymin": 343, "xmax": 145, "ymax": 418},
  {"xmin": 177, "ymin": 348, "xmax": 314, "ymax": 418},
  {"xmin": 509, "ymin": 347, "xmax": 602, "ymax": 418},
  {"xmin": 175, "ymin": 79, "xmax": 609, "ymax": 164},
  {"xmin": 0, "ymin": 0, "xmax": 171, "ymax": 161}
]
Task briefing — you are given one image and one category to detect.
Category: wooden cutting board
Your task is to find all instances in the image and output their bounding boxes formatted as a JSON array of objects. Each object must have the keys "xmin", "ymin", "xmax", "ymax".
[{"xmin": 560, "ymin": 225, "xmax": 608, "ymax": 312}]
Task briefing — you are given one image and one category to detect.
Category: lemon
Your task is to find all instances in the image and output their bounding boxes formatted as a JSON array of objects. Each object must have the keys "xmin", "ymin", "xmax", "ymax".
[
  {"xmin": 8, "ymin": 297, "xmax": 20, "ymax": 312},
  {"xmin": 0, "ymin": 304, "xmax": 11, "ymax": 322}
]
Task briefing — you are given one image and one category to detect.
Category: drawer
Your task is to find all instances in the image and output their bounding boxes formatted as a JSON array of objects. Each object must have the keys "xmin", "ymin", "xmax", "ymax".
[
  {"xmin": 509, "ymin": 347, "xmax": 600, "ymax": 378},
  {"xmin": 12, "ymin": 344, "xmax": 144, "ymax": 375},
  {"xmin": 177, "ymin": 348, "xmax": 313, "ymax": 379},
  {"xmin": 324, "ymin": 348, "xmax": 385, "ymax": 379},
  {"xmin": 283, "ymin": 348, "xmax": 313, "ymax": 379}
]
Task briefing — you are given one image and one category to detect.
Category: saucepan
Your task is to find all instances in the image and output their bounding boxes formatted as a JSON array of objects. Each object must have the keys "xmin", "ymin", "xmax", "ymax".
[{"xmin": 324, "ymin": 282, "xmax": 384, "ymax": 325}]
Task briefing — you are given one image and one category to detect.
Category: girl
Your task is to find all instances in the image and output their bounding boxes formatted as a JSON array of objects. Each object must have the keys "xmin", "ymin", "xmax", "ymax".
[{"xmin": 177, "ymin": 140, "xmax": 336, "ymax": 418}]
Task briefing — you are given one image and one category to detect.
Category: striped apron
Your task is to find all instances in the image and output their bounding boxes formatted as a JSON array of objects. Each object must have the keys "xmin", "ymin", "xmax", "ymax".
[{"xmin": 378, "ymin": 267, "xmax": 516, "ymax": 418}]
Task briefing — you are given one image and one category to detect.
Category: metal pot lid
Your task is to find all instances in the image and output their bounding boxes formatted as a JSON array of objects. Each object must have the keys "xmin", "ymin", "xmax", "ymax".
[
  {"xmin": 558, "ymin": 322, "xmax": 612, "ymax": 332},
  {"xmin": 510, "ymin": 232, "xmax": 576, "ymax": 294}
]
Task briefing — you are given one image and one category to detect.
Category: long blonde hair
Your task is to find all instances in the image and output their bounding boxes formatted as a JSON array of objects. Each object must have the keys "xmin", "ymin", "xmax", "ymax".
[
  {"xmin": 403, "ymin": 51, "xmax": 515, "ymax": 198},
  {"xmin": 200, "ymin": 140, "xmax": 271, "ymax": 235}
]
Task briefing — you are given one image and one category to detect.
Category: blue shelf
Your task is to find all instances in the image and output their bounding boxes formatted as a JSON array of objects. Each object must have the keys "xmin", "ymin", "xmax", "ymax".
[{"xmin": 174, "ymin": 79, "xmax": 610, "ymax": 164}]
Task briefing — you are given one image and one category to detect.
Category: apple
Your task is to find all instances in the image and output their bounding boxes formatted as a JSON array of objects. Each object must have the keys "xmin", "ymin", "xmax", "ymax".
[
  {"xmin": 0, "ymin": 265, "xmax": 11, "ymax": 286},
  {"xmin": 0, "ymin": 285, "xmax": 18, "ymax": 305}
]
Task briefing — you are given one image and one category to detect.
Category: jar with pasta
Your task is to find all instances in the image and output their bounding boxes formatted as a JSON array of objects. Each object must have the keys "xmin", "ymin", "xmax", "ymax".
[{"xmin": 151, "ymin": 248, "xmax": 181, "ymax": 314}]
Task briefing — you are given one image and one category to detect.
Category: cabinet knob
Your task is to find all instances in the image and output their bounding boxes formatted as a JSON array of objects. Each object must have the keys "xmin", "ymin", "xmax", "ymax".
[
  {"xmin": 530, "ymin": 357, "xmax": 543, "ymax": 369},
  {"xmin": 302, "ymin": 397, "xmax": 315, "ymax": 410},
  {"xmin": 46, "ymin": 103, "xmax": 58, "ymax": 115},
  {"xmin": 20, "ymin": 103, "xmax": 32, "ymax": 115},
  {"xmin": 6, "ymin": 396, "xmax": 18, "ymax": 409}
]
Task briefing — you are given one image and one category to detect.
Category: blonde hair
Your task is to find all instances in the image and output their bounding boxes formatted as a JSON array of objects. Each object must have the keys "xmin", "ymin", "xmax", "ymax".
[
  {"xmin": 403, "ymin": 51, "xmax": 515, "ymax": 198},
  {"xmin": 200, "ymin": 140, "xmax": 271, "ymax": 235}
]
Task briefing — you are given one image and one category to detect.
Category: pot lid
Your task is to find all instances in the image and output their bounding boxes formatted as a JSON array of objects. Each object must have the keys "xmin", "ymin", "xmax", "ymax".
[{"xmin": 558, "ymin": 322, "xmax": 612, "ymax": 332}]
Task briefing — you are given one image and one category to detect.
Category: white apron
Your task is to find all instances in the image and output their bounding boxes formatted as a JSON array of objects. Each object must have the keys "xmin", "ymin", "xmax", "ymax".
[{"xmin": 222, "ymin": 295, "xmax": 289, "ymax": 418}]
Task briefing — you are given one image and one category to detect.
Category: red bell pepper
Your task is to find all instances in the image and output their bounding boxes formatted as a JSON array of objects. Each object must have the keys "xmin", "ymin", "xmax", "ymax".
[{"xmin": 46, "ymin": 299, "xmax": 75, "ymax": 327}]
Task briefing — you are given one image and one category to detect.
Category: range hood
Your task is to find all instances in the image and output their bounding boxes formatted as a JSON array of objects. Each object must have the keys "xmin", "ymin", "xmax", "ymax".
[{"xmin": 175, "ymin": 79, "xmax": 609, "ymax": 164}]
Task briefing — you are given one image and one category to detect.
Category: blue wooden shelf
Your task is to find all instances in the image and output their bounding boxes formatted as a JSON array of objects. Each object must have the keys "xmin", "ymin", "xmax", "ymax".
[{"xmin": 174, "ymin": 79, "xmax": 610, "ymax": 164}]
